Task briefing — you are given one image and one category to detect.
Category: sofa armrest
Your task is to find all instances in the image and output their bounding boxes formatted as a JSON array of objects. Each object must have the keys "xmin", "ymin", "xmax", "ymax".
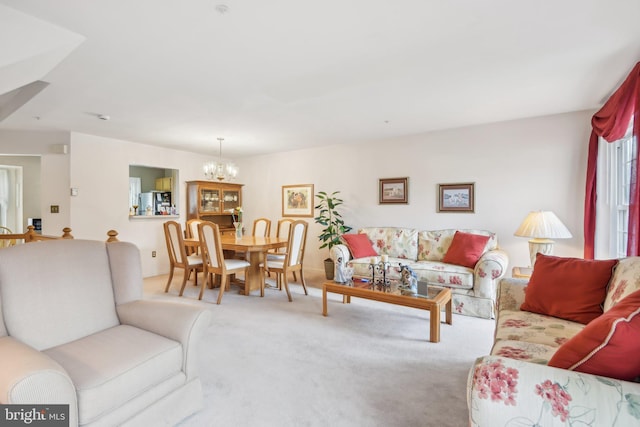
[
  {"xmin": 0, "ymin": 336, "xmax": 78, "ymax": 426},
  {"xmin": 116, "ymin": 300, "xmax": 212, "ymax": 380},
  {"xmin": 473, "ymin": 249, "xmax": 509, "ymax": 299},
  {"xmin": 468, "ymin": 355, "xmax": 640, "ymax": 427},
  {"xmin": 497, "ymin": 277, "xmax": 529, "ymax": 311}
]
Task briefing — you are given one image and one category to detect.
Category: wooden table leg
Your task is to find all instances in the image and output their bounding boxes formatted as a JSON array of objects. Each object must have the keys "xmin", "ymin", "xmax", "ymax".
[
  {"xmin": 322, "ymin": 285, "xmax": 328, "ymax": 316},
  {"xmin": 445, "ymin": 299, "xmax": 453, "ymax": 325},
  {"xmin": 429, "ymin": 305, "xmax": 441, "ymax": 343},
  {"xmin": 240, "ymin": 251, "xmax": 262, "ymax": 296}
]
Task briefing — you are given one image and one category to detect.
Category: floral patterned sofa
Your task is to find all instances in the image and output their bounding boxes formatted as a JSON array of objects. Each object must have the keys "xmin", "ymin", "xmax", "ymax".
[
  {"xmin": 330, "ymin": 227, "xmax": 509, "ymax": 319},
  {"xmin": 467, "ymin": 256, "xmax": 640, "ymax": 427}
]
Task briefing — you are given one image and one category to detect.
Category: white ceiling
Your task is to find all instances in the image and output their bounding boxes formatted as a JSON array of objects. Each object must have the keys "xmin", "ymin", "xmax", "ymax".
[{"xmin": 1, "ymin": 0, "xmax": 640, "ymax": 158}]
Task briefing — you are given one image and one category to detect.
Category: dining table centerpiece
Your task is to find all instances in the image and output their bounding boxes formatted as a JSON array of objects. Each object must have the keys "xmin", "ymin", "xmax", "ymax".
[{"xmin": 231, "ymin": 207, "xmax": 243, "ymax": 239}]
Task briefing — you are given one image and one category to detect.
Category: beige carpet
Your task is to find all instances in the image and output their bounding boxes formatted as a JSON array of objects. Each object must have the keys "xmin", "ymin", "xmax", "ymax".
[{"xmin": 144, "ymin": 272, "xmax": 495, "ymax": 427}]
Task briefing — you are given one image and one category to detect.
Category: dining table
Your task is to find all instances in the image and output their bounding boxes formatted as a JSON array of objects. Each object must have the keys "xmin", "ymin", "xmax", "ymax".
[{"xmin": 184, "ymin": 235, "xmax": 288, "ymax": 296}]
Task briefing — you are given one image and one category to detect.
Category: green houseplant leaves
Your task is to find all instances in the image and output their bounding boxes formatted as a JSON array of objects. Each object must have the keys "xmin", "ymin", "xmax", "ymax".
[{"xmin": 314, "ymin": 191, "xmax": 352, "ymax": 251}]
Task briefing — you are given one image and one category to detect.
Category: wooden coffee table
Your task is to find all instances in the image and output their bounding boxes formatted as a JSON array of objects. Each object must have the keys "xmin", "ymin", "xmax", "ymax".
[{"xmin": 322, "ymin": 280, "xmax": 452, "ymax": 343}]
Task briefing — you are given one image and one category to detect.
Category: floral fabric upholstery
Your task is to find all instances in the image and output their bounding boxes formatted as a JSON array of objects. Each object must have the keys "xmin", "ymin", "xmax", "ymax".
[
  {"xmin": 410, "ymin": 261, "xmax": 474, "ymax": 290},
  {"xmin": 495, "ymin": 279, "xmax": 585, "ymax": 351},
  {"xmin": 468, "ymin": 275, "xmax": 640, "ymax": 426},
  {"xmin": 604, "ymin": 256, "xmax": 640, "ymax": 312},
  {"xmin": 357, "ymin": 227, "xmax": 418, "ymax": 260},
  {"xmin": 417, "ymin": 229, "xmax": 498, "ymax": 262},
  {"xmin": 330, "ymin": 227, "xmax": 509, "ymax": 319},
  {"xmin": 468, "ymin": 355, "xmax": 640, "ymax": 427},
  {"xmin": 494, "ymin": 310, "xmax": 585, "ymax": 353}
]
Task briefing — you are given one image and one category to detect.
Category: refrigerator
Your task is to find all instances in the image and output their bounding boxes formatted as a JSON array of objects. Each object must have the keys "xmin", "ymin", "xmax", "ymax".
[{"xmin": 139, "ymin": 191, "xmax": 171, "ymax": 215}]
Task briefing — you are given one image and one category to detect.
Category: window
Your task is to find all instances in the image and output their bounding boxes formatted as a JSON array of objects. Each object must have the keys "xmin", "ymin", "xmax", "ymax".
[{"xmin": 595, "ymin": 123, "xmax": 636, "ymax": 258}]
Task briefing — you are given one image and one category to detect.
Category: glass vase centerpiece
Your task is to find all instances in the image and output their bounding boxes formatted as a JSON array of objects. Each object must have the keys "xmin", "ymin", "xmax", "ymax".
[{"xmin": 231, "ymin": 207, "xmax": 243, "ymax": 239}]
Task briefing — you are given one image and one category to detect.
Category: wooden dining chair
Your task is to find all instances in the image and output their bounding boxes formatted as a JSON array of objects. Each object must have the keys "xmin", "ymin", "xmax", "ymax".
[
  {"xmin": 185, "ymin": 218, "xmax": 204, "ymax": 254},
  {"xmin": 263, "ymin": 220, "xmax": 308, "ymax": 301},
  {"xmin": 198, "ymin": 221, "xmax": 251, "ymax": 304},
  {"xmin": 0, "ymin": 226, "xmax": 17, "ymax": 248},
  {"xmin": 163, "ymin": 220, "xmax": 203, "ymax": 296},
  {"xmin": 252, "ymin": 218, "xmax": 271, "ymax": 237},
  {"xmin": 266, "ymin": 218, "xmax": 296, "ymax": 286}
]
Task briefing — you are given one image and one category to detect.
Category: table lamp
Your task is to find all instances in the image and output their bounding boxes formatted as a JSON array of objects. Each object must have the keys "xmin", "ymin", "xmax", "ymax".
[{"xmin": 514, "ymin": 211, "xmax": 572, "ymax": 268}]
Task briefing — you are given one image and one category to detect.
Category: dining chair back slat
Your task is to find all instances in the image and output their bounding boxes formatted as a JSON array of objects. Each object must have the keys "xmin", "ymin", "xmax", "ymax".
[
  {"xmin": 288, "ymin": 221, "xmax": 306, "ymax": 267},
  {"xmin": 252, "ymin": 218, "xmax": 271, "ymax": 237}
]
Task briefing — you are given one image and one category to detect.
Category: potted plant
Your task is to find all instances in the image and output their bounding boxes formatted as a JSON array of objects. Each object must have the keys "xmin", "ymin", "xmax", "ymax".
[{"xmin": 314, "ymin": 191, "xmax": 352, "ymax": 279}]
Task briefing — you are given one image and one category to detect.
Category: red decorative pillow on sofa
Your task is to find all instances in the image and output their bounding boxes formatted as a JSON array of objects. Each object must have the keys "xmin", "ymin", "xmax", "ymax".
[
  {"xmin": 520, "ymin": 254, "xmax": 618, "ymax": 324},
  {"xmin": 442, "ymin": 231, "xmax": 490, "ymax": 269},
  {"xmin": 340, "ymin": 233, "xmax": 377, "ymax": 259},
  {"xmin": 548, "ymin": 289, "xmax": 640, "ymax": 381}
]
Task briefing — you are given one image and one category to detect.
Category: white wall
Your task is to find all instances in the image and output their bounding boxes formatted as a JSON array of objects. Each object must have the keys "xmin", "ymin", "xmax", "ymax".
[
  {"xmin": 0, "ymin": 130, "xmax": 70, "ymax": 234},
  {"xmin": 238, "ymin": 110, "xmax": 593, "ymax": 273},
  {"xmin": 68, "ymin": 133, "xmax": 215, "ymax": 277},
  {"xmin": 1, "ymin": 110, "xmax": 594, "ymax": 278}
]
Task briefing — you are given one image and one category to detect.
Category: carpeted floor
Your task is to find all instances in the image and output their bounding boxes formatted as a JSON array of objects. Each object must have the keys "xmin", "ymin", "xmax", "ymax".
[{"xmin": 144, "ymin": 271, "xmax": 495, "ymax": 427}]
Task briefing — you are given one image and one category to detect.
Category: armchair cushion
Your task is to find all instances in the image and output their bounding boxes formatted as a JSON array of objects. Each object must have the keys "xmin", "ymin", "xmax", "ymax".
[
  {"xmin": 520, "ymin": 254, "xmax": 618, "ymax": 324},
  {"xmin": 340, "ymin": 233, "xmax": 377, "ymax": 258},
  {"xmin": 44, "ymin": 325, "xmax": 183, "ymax": 425},
  {"xmin": 548, "ymin": 289, "xmax": 640, "ymax": 381},
  {"xmin": 442, "ymin": 231, "xmax": 490, "ymax": 268}
]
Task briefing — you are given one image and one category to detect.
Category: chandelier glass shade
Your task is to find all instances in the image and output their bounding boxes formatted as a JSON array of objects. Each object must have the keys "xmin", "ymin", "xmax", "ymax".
[{"xmin": 203, "ymin": 138, "xmax": 238, "ymax": 181}]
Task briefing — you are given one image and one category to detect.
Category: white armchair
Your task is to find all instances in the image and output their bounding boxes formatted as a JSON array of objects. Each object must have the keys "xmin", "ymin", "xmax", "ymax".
[{"xmin": 0, "ymin": 239, "xmax": 211, "ymax": 426}]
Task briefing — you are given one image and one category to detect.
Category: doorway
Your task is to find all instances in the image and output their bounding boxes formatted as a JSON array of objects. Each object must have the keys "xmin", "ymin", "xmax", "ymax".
[{"xmin": 0, "ymin": 165, "xmax": 23, "ymax": 233}]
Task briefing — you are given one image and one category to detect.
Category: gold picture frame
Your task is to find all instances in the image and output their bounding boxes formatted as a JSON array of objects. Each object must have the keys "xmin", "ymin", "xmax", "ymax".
[
  {"xmin": 379, "ymin": 178, "xmax": 408, "ymax": 204},
  {"xmin": 438, "ymin": 183, "xmax": 475, "ymax": 213},
  {"xmin": 282, "ymin": 184, "xmax": 314, "ymax": 217}
]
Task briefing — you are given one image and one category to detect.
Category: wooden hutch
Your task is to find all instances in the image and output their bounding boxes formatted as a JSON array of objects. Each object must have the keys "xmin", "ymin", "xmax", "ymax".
[{"xmin": 186, "ymin": 181, "xmax": 243, "ymax": 235}]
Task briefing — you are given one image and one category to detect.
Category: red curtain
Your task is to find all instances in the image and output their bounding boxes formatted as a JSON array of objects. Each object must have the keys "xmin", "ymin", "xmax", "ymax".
[{"xmin": 584, "ymin": 61, "xmax": 640, "ymax": 258}]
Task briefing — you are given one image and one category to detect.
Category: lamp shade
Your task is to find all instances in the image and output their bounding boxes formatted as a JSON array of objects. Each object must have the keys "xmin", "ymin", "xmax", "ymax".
[{"xmin": 514, "ymin": 211, "xmax": 572, "ymax": 239}]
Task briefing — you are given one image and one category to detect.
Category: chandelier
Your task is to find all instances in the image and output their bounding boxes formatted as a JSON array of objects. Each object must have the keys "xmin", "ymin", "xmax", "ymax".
[{"xmin": 203, "ymin": 137, "xmax": 239, "ymax": 181}]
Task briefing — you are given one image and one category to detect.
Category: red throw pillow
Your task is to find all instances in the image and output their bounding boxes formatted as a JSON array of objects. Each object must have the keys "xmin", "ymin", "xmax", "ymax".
[
  {"xmin": 442, "ymin": 231, "xmax": 490, "ymax": 268},
  {"xmin": 548, "ymin": 289, "xmax": 640, "ymax": 381},
  {"xmin": 520, "ymin": 254, "xmax": 618, "ymax": 324},
  {"xmin": 340, "ymin": 233, "xmax": 377, "ymax": 259}
]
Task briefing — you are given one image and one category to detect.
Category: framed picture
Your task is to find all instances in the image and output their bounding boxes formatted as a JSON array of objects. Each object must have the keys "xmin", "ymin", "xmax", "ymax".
[
  {"xmin": 379, "ymin": 178, "xmax": 408, "ymax": 204},
  {"xmin": 282, "ymin": 184, "xmax": 314, "ymax": 217},
  {"xmin": 438, "ymin": 182, "xmax": 475, "ymax": 213}
]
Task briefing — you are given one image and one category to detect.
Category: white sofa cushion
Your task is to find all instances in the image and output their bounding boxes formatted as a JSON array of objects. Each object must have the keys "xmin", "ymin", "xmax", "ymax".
[
  {"xmin": 409, "ymin": 261, "xmax": 475, "ymax": 290},
  {"xmin": 44, "ymin": 324, "xmax": 183, "ymax": 425},
  {"xmin": 494, "ymin": 309, "xmax": 585, "ymax": 349}
]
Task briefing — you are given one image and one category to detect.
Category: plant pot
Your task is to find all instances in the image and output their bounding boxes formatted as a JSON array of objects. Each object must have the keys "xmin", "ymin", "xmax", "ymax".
[{"xmin": 324, "ymin": 258, "xmax": 335, "ymax": 280}]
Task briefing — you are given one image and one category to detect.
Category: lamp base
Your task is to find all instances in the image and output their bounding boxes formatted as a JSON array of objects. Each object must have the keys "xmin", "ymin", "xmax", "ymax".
[{"xmin": 528, "ymin": 238, "xmax": 555, "ymax": 268}]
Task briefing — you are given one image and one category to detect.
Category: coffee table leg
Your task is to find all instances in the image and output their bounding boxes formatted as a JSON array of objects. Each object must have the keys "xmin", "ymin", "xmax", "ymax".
[
  {"xmin": 445, "ymin": 299, "xmax": 453, "ymax": 325},
  {"xmin": 322, "ymin": 286, "xmax": 328, "ymax": 316},
  {"xmin": 429, "ymin": 306, "xmax": 441, "ymax": 343}
]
